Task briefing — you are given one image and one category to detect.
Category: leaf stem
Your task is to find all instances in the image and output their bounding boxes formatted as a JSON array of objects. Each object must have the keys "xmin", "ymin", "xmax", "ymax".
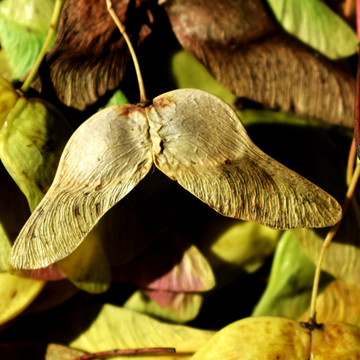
[
  {"xmin": 73, "ymin": 347, "xmax": 176, "ymax": 360},
  {"xmin": 309, "ymin": 162, "xmax": 360, "ymax": 320},
  {"xmin": 20, "ymin": 0, "xmax": 65, "ymax": 93},
  {"xmin": 344, "ymin": 0, "xmax": 354, "ymax": 19},
  {"xmin": 106, "ymin": 0, "xmax": 147, "ymax": 103}
]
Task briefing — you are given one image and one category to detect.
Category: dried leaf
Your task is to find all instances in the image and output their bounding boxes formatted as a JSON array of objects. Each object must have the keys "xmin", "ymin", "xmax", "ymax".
[
  {"xmin": 125, "ymin": 290, "xmax": 203, "ymax": 323},
  {"xmin": 265, "ymin": 0, "xmax": 357, "ymax": 59},
  {"xmin": 165, "ymin": 0, "xmax": 355, "ymax": 127},
  {"xmin": 11, "ymin": 89, "xmax": 341, "ymax": 270},
  {"xmin": 69, "ymin": 305, "xmax": 215, "ymax": 359}
]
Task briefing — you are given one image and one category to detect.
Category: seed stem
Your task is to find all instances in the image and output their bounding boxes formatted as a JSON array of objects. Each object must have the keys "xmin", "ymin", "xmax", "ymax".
[
  {"xmin": 106, "ymin": 0, "xmax": 147, "ymax": 103},
  {"xmin": 20, "ymin": 0, "xmax": 65, "ymax": 93}
]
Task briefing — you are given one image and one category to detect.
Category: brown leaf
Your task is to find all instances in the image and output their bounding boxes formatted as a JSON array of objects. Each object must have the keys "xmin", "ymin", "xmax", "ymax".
[
  {"xmin": 164, "ymin": 0, "xmax": 355, "ymax": 127},
  {"xmin": 35, "ymin": 0, "xmax": 153, "ymax": 110}
]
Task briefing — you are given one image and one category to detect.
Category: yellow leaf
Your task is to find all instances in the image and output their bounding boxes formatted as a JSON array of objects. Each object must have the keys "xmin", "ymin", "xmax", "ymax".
[
  {"xmin": 0, "ymin": 271, "xmax": 44, "ymax": 325},
  {"xmin": 70, "ymin": 305, "xmax": 214, "ymax": 359}
]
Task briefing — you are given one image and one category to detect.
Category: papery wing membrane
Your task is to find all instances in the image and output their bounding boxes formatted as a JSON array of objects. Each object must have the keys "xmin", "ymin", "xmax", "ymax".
[
  {"xmin": 11, "ymin": 105, "xmax": 152, "ymax": 269},
  {"xmin": 148, "ymin": 89, "xmax": 341, "ymax": 230}
]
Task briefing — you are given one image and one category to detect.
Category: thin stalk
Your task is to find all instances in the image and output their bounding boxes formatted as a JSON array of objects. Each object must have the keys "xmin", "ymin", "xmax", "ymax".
[
  {"xmin": 20, "ymin": 0, "xmax": 65, "ymax": 93},
  {"xmin": 344, "ymin": 0, "xmax": 354, "ymax": 19},
  {"xmin": 347, "ymin": 138, "xmax": 356, "ymax": 184},
  {"xmin": 357, "ymin": 0, "xmax": 360, "ymax": 39},
  {"xmin": 73, "ymin": 347, "xmax": 176, "ymax": 360},
  {"xmin": 347, "ymin": 138, "xmax": 360, "ymax": 223},
  {"xmin": 106, "ymin": 0, "xmax": 147, "ymax": 103},
  {"xmin": 309, "ymin": 163, "xmax": 360, "ymax": 320}
]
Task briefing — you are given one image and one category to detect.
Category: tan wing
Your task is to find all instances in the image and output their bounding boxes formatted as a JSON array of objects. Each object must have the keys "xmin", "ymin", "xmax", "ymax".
[
  {"xmin": 11, "ymin": 105, "xmax": 152, "ymax": 269},
  {"xmin": 148, "ymin": 89, "xmax": 341, "ymax": 229}
]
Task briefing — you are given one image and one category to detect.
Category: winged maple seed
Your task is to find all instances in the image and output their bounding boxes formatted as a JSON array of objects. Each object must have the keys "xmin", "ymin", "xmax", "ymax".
[{"xmin": 10, "ymin": 88, "xmax": 341, "ymax": 270}]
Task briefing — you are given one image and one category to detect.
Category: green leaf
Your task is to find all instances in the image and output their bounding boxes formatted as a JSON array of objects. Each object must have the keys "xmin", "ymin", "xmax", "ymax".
[
  {"xmin": 293, "ymin": 198, "xmax": 360, "ymax": 284},
  {"xmin": 252, "ymin": 231, "xmax": 332, "ymax": 319},
  {"xmin": 125, "ymin": 290, "xmax": 204, "ymax": 323},
  {"xmin": 171, "ymin": 50, "xmax": 236, "ymax": 105},
  {"xmin": 0, "ymin": 0, "xmax": 56, "ymax": 78},
  {"xmin": 101, "ymin": 89, "xmax": 129, "ymax": 109},
  {"xmin": 265, "ymin": 0, "xmax": 357, "ymax": 59},
  {"xmin": 0, "ymin": 95, "xmax": 72, "ymax": 212},
  {"xmin": 69, "ymin": 305, "xmax": 215, "ymax": 359}
]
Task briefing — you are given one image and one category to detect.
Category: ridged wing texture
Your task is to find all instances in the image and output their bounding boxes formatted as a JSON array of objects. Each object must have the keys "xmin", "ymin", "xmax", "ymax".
[
  {"xmin": 148, "ymin": 89, "xmax": 341, "ymax": 229},
  {"xmin": 10, "ymin": 105, "xmax": 152, "ymax": 269},
  {"xmin": 165, "ymin": 0, "xmax": 355, "ymax": 127}
]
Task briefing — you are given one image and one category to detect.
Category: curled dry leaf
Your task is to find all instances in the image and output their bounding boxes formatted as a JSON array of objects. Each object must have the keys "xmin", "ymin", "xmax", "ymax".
[
  {"xmin": 10, "ymin": 89, "xmax": 341, "ymax": 269},
  {"xmin": 164, "ymin": 0, "xmax": 355, "ymax": 127}
]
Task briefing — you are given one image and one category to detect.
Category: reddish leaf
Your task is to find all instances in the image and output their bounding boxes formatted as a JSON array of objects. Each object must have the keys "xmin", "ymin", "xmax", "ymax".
[
  {"xmin": 165, "ymin": 0, "xmax": 355, "ymax": 127},
  {"xmin": 16, "ymin": 264, "xmax": 66, "ymax": 281},
  {"xmin": 113, "ymin": 231, "xmax": 215, "ymax": 292}
]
